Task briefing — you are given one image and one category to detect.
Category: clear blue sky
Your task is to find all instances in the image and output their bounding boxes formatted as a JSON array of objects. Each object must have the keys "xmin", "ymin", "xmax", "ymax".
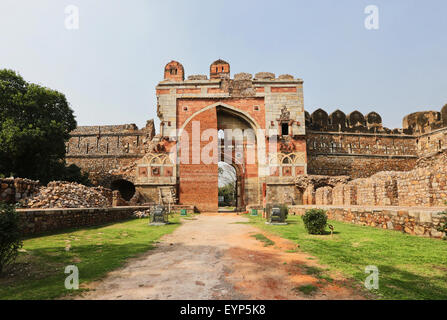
[{"xmin": 1, "ymin": 0, "xmax": 446, "ymax": 130}]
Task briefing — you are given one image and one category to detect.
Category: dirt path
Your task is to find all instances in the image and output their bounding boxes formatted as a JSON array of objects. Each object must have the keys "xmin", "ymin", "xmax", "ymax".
[{"xmin": 76, "ymin": 213, "xmax": 365, "ymax": 300}]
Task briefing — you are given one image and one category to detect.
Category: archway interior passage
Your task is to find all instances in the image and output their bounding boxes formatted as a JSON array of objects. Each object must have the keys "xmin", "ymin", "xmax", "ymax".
[
  {"xmin": 111, "ymin": 179, "xmax": 136, "ymax": 201},
  {"xmin": 218, "ymin": 162, "xmax": 237, "ymax": 209}
]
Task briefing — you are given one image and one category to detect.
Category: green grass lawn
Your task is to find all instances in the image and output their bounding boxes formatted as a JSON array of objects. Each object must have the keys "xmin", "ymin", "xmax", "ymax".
[
  {"xmin": 248, "ymin": 214, "xmax": 447, "ymax": 300},
  {"xmin": 0, "ymin": 216, "xmax": 181, "ymax": 300}
]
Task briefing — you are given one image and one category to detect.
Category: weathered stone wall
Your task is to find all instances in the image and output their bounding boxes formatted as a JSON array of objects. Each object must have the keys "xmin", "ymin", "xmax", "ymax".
[
  {"xmin": 306, "ymin": 131, "xmax": 417, "ymax": 178},
  {"xmin": 315, "ymin": 186, "xmax": 332, "ymax": 205},
  {"xmin": 302, "ymin": 185, "xmax": 315, "ymax": 205},
  {"xmin": 67, "ymin": 121, "xmax": 155, "ymax": 156},
  {"xmin": 290, "ymin": 205, "xmax": 446, "ymax": 239},
  {"xmin": 403, "ymin": 105, "xmax": 447, "ymax": 135},
  {"xmin": 332, "ymin": 184, "xmax": 344, "ymax": 205},
  {"xmin": 66, "ymin": 121, "xmax": 155, "ymax": 186},
  {"xmin": 66, "ymin": 156, "xmax": 140, "ymax": 186},
  {"xmin": 0, "ymin": 178, "xmax": 40, "ymax": 204},
  {"xmin": 16, "ymin": 206, "xmax": 151, "ymax": 236},
  {"xmin": 307, "ymin": 131, "xmax": 417, "ymax": 156},
  {"xmin": 307, "ymin": 155, "xmax": 417, "ymax": 178},
  {"xmin": 417, "ymin": 127, "xmax": 447, "ymax": 156},
  {"xmin": 313, "ymin": 151, "xmax": 447, "ymax": 208},
  {"xmin": 266, "ymin": 183, "xmax": 302, "ymax": 205}
]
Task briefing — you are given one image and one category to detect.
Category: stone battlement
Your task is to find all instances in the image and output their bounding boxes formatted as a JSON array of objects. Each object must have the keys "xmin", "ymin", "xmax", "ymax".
[
  {"xmin": 63, "ymin": 59, "xmax": 447, "ymax": 213},
  {"xmin": 305, "ymin": 104, "xmax": 447, "ymax": 135}
]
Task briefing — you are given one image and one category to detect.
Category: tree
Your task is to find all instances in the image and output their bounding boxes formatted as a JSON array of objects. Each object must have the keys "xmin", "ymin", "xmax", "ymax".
[
  {"xmin": 218, "ymin": 162, "xmax": 237, "ymax": 206},
  {"xmin": 0, "ymin": 204, "xmax": 22, "ymax": 274},
  {"xmin": 0, "ymin": 69, "xmax": 87, "ymax": 184}
]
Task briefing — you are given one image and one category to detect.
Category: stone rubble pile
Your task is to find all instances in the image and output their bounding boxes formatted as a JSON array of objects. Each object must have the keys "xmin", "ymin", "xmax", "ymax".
[
  {"xmin": 1, "ymin": 177, "xmax": 40, "ymax": 204},
  {"xmin": 22, "ymin": 181, "xmax": 113, "ymax": 209},
  {"xmin": 133, "ymin": 209, "xmax": 152, "ymax": 219}
]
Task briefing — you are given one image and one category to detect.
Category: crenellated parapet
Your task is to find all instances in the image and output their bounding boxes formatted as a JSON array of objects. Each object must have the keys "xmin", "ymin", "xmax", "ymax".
[
  {"xmin": 305, "ymin": 108, "xmax": 407, "ymax": 134},
  {"xmin": 403, "ymin": 104, "xmax": 447, "ymax": 134}
]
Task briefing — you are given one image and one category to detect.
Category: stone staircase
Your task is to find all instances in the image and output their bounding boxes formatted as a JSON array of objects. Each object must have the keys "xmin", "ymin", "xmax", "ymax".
[{"xmin": 158, "ymin": 186, "xmax": 177, "ymax": 207}]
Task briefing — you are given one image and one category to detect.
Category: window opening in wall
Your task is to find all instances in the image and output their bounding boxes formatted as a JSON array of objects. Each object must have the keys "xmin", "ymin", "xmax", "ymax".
[
  {"xmin": 106, "ymin": 143, "xmax": 109, "ymax": 154},
  {"xmin": 86, "ymin": 143, "xmax": 89, "ymax": 154},
  {"xmin": 281, "ymin": 123, "xmax": 289, "ymax": 136}
]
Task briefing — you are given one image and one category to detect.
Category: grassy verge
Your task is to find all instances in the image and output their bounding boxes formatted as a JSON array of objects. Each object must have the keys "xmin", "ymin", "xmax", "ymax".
[
  {"xmin": 0, "ymin": 216, "xmax": 181, "ymax": 300},
  {"xmin": 250, "ymin": 233, "xmax": 275, "ymax": 246},
  {"xmin": 248, "ymin": 214, "xmax": 447, "ymax": 300}
]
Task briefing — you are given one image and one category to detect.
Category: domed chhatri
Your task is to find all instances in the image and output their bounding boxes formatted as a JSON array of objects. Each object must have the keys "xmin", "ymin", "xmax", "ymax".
[{"xmin": 209, "ymin": 59, "xmax": 230, "ymax": 79}]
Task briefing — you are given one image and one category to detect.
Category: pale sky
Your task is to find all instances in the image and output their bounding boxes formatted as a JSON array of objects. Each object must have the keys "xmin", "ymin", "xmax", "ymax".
[{"xmin": 1, "ymin": 0, "xmax": 446, "ymax": 130}]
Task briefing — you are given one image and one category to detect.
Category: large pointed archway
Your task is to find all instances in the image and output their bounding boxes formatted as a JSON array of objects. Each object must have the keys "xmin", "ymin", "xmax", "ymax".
[{"xmin": 177, "ymin": 103, "xmax": 262, "ymax": 212}]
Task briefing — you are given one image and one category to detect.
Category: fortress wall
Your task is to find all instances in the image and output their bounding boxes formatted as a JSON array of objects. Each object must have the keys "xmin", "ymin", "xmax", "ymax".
[
  {"xmin": 65, "ymin": 121, "xmax": 155, "ymax": 186},
  {"xmin": 306, "ymin": 132, "xmax": 417, "ymax": 178},
  {"xmin": 307, "ymin": 154, "xmax": 417, "ymax": 178},
  {"xmin": 16, "ymin": 206, "xmax": 152, "ymax": 236},
  {"xmin": 416, "ymin": 127, "xmax": 447, "ymax": 156},
  {"xmin": 313, "ymin": 151, "xmax": 447, "ymax": 208}
]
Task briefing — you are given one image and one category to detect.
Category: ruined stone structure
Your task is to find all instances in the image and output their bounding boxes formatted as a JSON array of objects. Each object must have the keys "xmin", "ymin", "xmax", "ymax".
[
  {"xmin": 65, "ymin": 59, "xmax": 447, "ymax": 213},
  {"xmin": 0, "ymin": 178, "xmax": 40, "ymax": 204}
]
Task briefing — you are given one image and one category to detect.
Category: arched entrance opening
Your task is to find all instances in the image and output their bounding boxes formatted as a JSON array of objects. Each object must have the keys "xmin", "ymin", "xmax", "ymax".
[
  {"xmin": 217, "ymin": 106, "xmax": 257, "ymax": 211},
  {"xmin": 178, "ymin": 103, "xmax": 262, "ymax": 212},
  {"xmin": 218, "ymin": 161, "xmax": 237, "ymax": 210},
  {"xmin": 111, "ymin": 179, "xmax": 136, "ymax": 201}
]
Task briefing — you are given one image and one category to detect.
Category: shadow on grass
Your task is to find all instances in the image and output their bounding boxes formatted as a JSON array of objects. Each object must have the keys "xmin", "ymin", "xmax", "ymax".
[
  {"xmin": 22, "ymin": 218, "xmax": 182, "ymax": 240},
  {"xmin": 22, "ymin": 218, "xmax": 139, "ymax": 240},
  {"xmin": 305, "ymin": 244, "xmax": 447, "ymax": 300},
  {"xmin": 0, "ymin": 240, "xmax": 163, "ymax": 300}
]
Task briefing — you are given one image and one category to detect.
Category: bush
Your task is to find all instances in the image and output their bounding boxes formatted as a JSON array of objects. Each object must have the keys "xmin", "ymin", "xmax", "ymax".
[
  {"xmin": 302, "ymin": 209, "xmax": 328, "ymax": 235},
  {"xmin": 0, "ymin": 203, "xmax": 23, "ymax": 274},
  {"xmin": 438, "ymin": 211, "xmax": 447, "ymax": 239}
]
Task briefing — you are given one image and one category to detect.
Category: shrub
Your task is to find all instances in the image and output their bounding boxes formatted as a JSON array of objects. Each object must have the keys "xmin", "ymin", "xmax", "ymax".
[
  {"xmin": 302, "ymin": 209, "xmax": 328, "ymax": 235},
  {"xmin": 0, "ymin": 203, "xmax": 23, "ymax": 274},
  {"xmin": 438, "ymin": 210, "xmax": 447, "ymax": 239}
]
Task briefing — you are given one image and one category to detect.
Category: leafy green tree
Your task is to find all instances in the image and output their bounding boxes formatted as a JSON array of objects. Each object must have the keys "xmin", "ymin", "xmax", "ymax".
[
  {"xmin": 0, "ymin": 69, "xmax": 87, "ymax": 184},
  {"xmin": 219, "ymin": 183, "xmax": 236, "ymax": 205},
  {"xmin": 0, "ymin": 203, "xmax": 23, "ymax": 275}
]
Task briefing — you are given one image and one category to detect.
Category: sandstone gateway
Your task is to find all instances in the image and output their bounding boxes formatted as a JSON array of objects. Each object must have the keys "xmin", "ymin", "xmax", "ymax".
[{"xmin": 65, "ymin": 60, "xmax": 447, "ymax": 212}]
